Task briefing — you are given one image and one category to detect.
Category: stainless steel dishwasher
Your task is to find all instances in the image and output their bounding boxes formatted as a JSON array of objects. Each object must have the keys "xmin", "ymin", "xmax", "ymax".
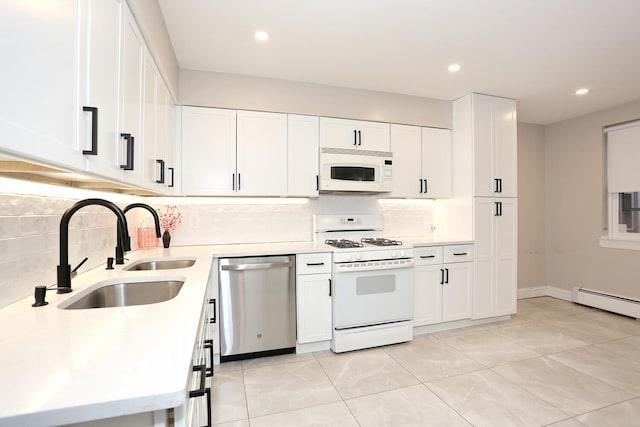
[{"xmin": 219, "ymin": 255, "xmax": 296, "ymax": 361}]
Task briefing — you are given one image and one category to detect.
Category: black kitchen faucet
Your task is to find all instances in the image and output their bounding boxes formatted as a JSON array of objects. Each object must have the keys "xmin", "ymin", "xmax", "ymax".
[{"xmin": 116, "ymin": 203, "xmax": 162, "ymax": 263}]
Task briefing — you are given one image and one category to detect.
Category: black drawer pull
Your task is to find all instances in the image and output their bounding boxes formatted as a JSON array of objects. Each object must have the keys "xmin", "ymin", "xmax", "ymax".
[
  {"xmin": 189, "ymin": 364, "xmax": 206, "ymax": 398},
  {"xmin": 420, "ymin": 255, "xmax": 436, "ymax": 259},
  {"xmin": 306, "ymin": 262, "xmax": 325, "ymax": 266},
  {"xmin": 204, "ymin": 339, "xmax": 214, "ymax": 378},
  {"xmin": 209, "ymin": 298, "xmax": 216, "ymax": 324},
  {"xmin": 453, "ymin": 252, "xmax": 468, "ymax": 256}
]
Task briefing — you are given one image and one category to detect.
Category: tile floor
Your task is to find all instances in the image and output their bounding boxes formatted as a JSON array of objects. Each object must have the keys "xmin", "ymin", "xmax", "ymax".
[{"xmin": 210, "ymin": 297, "xmax": 640, "ymax": 426}]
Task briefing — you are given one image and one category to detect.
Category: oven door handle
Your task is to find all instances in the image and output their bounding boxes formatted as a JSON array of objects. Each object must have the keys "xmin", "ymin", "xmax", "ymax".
[{"xmin": 221, "ymin": 261, "xmax": 293, "ymax": 271}]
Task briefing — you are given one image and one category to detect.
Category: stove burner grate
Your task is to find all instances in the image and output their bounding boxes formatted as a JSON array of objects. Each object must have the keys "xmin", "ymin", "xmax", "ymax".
[
  {"xmin": 361, "ymin": 238, "xmax": 403, "ymax": 247},
  {"xmin": 325, "ymin": 239, "xmax": 364, "ymax": 249}
]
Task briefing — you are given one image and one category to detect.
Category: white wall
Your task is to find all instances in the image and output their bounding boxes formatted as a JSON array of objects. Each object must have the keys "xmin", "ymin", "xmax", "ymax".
[
  {"xmin": 179, "ymin": 70, "xmax": 452, "ymax": 128},
  {"xmin": 545, "ymin": 99, "xmax": 640, "ymax": 299},
  {"xmin": 517, "ymin": 123, "xmax": 546, "ymax": 289}
]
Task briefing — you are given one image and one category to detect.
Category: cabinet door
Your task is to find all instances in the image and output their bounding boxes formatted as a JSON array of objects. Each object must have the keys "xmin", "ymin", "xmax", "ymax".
[
  {"xmin": 413, "ymin": 264, "xmax": 443, "ymax": 326},
  {"xmin": 296, "ymin": 273, "xmax": 332, "ymax": 343},
  {"xmin": 320, "ymin": 117, "xmax": 390, "ymax": 151},
  {"xmin": 390, "ymin": 124, "xmax": 422, "ymax": 197},
  {"xmin": 0, "ymin": 1, "xmax": 82, "ymax": 170},
  {"xmin": 442, "ymin": 262, "xmax": 473, "ymax": 322},
  {"xmin": 236, "ymin": 110, "xmax": 287, "ymax": 196},
  {"xmin": 473, "ymin": 94, "xmax": 495, "ymax": 197},
  {"xmin": 181, "ymin": 107, "xmax": 236, "ymax": 195},
  {"xmin": 495, "ymin": 199, "xmax": 517, "ymax": 315},
  {"xmin": 142, "ymin": 52, "xmax": 158, "ymax": 189},
  {"xmin": 157, "ymin": 81, "xmax": 176, "ymax": 194},
  {"xmin": 288, "ymin": 115, "xmax": 319, "ymax": 197},
  {"xmin": 493, "ymin": 98, "xmax": 517, "ymax": 197},
  {"xmin": 120, "ymin": 6, "xmax": 145, "ymax": 185},
  {"xmin": 421, "ymin": 128, "xmax": 452, "ymax": 198},
  {"xmin": 79, "ymin": 0, "xmax": 123, "ymax": 179},
  {"xmin": 472, "ymin": 198, "xmax": 497, "ymax": 319}
]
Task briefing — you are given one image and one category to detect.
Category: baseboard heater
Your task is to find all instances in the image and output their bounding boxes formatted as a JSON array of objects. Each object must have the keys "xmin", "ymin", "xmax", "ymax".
[{"xmin": 572, "ymin": 287, "xmax": 640, "ymax": 319}]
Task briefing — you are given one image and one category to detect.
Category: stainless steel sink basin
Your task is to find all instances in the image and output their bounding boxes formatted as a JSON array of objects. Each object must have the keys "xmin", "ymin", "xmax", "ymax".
[
  {"xmin": 60, "ymin": 279, "xmax": 185, "ymax": 310},
  {"xmin": 123, "ymin": 258, "xmax": 196, "ymax": 271}
]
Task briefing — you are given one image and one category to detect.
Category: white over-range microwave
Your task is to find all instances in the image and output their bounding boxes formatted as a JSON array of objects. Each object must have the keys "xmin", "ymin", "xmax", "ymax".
[{"xmin": 319, "ymin": 148, "xmax": 393, "ymax": 193}]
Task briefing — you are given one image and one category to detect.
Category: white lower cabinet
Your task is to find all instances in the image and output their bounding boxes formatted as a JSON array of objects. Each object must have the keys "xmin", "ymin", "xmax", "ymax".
[
  {"xmin": 414, "ymin": 245, "xmax": 473, "ymax": 326},
  {"xmin": 296, "ymin": 253, "xmax": 332, "ymax": 344},
  {"xmin": 473, "ymin": 198, "xmax": 517, "ymax": 319}
]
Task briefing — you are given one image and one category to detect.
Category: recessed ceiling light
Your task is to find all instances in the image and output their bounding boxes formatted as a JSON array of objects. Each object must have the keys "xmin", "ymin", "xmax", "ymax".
[
  {"xmin": 448, "ymin": 64, "xmax": 461, "ymax": 72},
  {"xmin": 575, "ymin": 88, "xmax": 589, "ymax": 95},
  {"xmin": 254, "ymin": 31, "xmax": 270, "ymax": 41}
]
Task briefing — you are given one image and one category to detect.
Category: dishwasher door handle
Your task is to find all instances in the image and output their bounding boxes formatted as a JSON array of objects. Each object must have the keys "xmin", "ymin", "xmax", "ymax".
[{"xmin": 221, "ymin": 261, "xmax": 294, "ymax": 271}]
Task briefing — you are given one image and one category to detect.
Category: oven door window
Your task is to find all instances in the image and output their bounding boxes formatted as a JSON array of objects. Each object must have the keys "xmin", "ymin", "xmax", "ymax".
[
  {"xmin": 331, "ymin": 166, "xmax": 375, "ymax": 182},
  {"xmin": 333, "ymin": 268, "xmax": 413, "ymax": 329}
]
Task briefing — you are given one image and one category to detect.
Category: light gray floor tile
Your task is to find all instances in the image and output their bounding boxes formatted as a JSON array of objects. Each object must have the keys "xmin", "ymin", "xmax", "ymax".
[
  {"xmin": 442, "ymin": 329, "xmax": 539, "ymax": 367},
  {"xmin": 540, "ymin": 315, "xmax": 630, "ymax": 344},
  {"xmin": 384, "ymin": 335, "xmax": 484, "ymax": 382},
  {"xmin": 243, "ymin": 359, "xmax": 341, "ymax": 417},
  {"xmin": 213, "ymin": 420, "xmax": 250, "ymax": 427},
  {"xmin": 548, "ymin": 346, "xmax": 640, "ymax": 395},
  {"xmin": 573, "ymin": 310, "xmax": 640, "ymax": 336},
  {"xmin": 210, "ymin": 369, "xmax": 248, "ymax": 423},
  {"xmin": 317, "ymin": 348, "xmax": 419, "ymax": 399},
  {"xmin": 346, "ymin": 384, "xmax": 471, "ymax": 427},
  {"xmin": 576, "ymin": 397, "xmax": 640, "ymax": 426},
  {"xmin": 427, "ymin": 369, "xmax": 568, "ymax": 427},
  {"xmin": 493, "ymin": 356, "xmax": 632, "ymax": 416},
  {"xmin": 241, "ymin": 351, "xmax": 316, "ymax": 371},
  {"xmin": 595, "ymin": 335, "xmax": 640, "ymax": 363},
  {"xmin": 545, "ymin": 418, "xmax": 587, "ymax": 427},
  {"xmin": 493, "ymin": 322, "xmax": 589, "ymax": 354},
  {"xmin": 249, "ymin": 402, "xmax": 359, "ymax": 427}
]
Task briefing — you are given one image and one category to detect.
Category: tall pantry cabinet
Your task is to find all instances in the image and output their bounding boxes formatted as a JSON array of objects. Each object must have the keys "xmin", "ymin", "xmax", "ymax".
[{"xmin": 454, "ymin": 93, "xmax": 518, "ymax": 319}]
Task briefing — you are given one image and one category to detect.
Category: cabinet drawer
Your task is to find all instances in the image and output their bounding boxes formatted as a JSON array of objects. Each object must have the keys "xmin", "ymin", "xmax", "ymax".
[
  {"xmin": 414, "ymin": 246, "xmax": 443, "ymax": 265},
  {"xmin": 444, "ymin": 245, "xmax": 474, "ymax": 263},
  {"xmin": 297, "ymin": 253, "xmax": 332, "ymax": 274}
]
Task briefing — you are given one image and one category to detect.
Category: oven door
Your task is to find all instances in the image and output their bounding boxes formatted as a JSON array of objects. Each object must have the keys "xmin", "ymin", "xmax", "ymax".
[{"xmin": 333, "ymin": 265, "xmax": 414, "ymax": 329}]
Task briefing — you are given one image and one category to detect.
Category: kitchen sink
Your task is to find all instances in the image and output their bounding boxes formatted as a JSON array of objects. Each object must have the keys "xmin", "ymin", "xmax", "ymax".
[
  {"xmin": 123, "ymin": 257, "xmax": 196, "ymax": 271},
  {"xmin": 60, "ymin": 278, "xmax": 185, "ymax": 310}
]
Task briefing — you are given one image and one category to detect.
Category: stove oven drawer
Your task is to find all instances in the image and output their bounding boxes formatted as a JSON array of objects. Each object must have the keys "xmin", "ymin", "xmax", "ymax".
[
  {"xmin": 297, "ymin": 253, "xmax": 332, "ymax": 274},
  {"xmin": 415, "ymin": 246, "xmax": 443, "ymax": 266},
  {"xmin": 443, "ymin": 245, "xmax": 474, "ymax": 263}
]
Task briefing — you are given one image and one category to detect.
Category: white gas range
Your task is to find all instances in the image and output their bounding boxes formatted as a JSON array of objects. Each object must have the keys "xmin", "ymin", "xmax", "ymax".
[{"xmin": 314, "ymin": 214, "xmax": 415, "ymax": 353}]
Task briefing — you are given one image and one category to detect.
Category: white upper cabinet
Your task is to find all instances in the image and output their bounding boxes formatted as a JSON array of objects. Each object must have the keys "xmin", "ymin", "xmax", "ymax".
[
  {"xmin": 320, "ymin": 117, "xmax": 390, "ymax": 152},
  {"xmin": 0, "ymin": 1, "xmax": 83, "ymax": 170},
  {"xmin": 181, "ymin": 107, "xmax": 237, "ymax": 196},
  {"xmin": 472, "ymin": 94, "xmax": 517, "ymax": 197},
  {"xmin": 288, "ymin": 115, "xmax": 319, "ymax": 197},
  {"xmin": 157, "ymin": 81, "xmax": 177, "ymax": 193},
  {"xmin": 236, "ymin": 110, "xmax": 288, "ymax": 196},
  {"xmin": 391, "ymin": 125, "xmax": 451, "ymax": 198},
  {"xmin": 78, "ymin": 0, "xmax": 123, "ymax": 180},
  {"xmin": 119, "ymin": 6, "xmax": 145, "ymax": 186}
]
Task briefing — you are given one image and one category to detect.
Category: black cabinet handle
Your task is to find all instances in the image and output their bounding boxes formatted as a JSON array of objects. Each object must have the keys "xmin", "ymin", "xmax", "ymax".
[
  {"xmin": 358, "ymin": 130, "xmax": 362, "ymax": 146},
  {"xmin": 445, "ymin": 268, "xmax": 449, "ymax": 284},
  {"xmin": 419, "ymin": 178, "xmax": 423, "ymax": 193},
  {"xmin": 420, "ymin": 255, "xmax": 435, "ymax": 259},
  {"xmin": 453, "ymin": 252, "xmax": 468, "ymax": 256},
  {"xmin": 189, "ymin": 364, "xmax": 206, "ymax": 398},
  {"xmin": 238, "ymin": 173, "xmax": 241, "ymax": 191},
  {"xmin": 329, "ymin": 278, "xmax": 332, "ymax": 297},
  {"xmin": 155, "ymin": 159, "xmax": 165, "ymax": 184},
  {"xmin": 495, "ymin": 201, "xmax": 503, "ymax": 216},
  {"xmin": 82, "ymin": 106, "xmax": 98, "ymax": 155},
  {"xmin": 203, "ymin": 387, "xmax": 212, "ymax": 427},
  {"xmin": 168, "ymin": 167, "xmax": 174, "ymax": 188},
  {"xmin": 353, "ymin": 129, "xmax": 357, "ymax": 146},
  {"xmin": 423, "ymin": 179, "xmax": 428, "ymax": 193},
  {"xmin": 440, "ymin": 268, "xmax": 445, "ymax": 285},
  {"xmin": 204, "ymin": 339, "xmax": 214, "ymax": 377},
  {"xmin": 232, "ymin": 173, "xmax": 235, "ymax": 191},
  {"xmin": 120, "ymin": 133, "xmax": 134, "ymax": 170},
  {"xmin": 209, "ymin": 298, "xmax": 216, "ymax": 324},
  {"xmin": 306, "ymin": 262, "xmax": 325, "ymax": 266},
  {"xmin": 498, "ymin": 178, "xmax": 502, "ymax": 193},
  {"xmin": 316, "ymin": 175, "xmax": 319, "ymax": 191},
  {"xmin": 494, "ymin": 178, "xmax": 500, "ymax": 193}
]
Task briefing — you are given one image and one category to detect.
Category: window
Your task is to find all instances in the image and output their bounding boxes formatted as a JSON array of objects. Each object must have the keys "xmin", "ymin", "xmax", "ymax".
[{"xmin": 601, "ymin": 119, "xmax": 640, "ymax": 249}]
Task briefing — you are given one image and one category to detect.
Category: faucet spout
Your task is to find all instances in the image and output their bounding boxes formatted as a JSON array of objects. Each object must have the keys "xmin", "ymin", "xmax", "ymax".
[
  {"xmin": 116, "ymin": 204, "xmax": 161, "ymax": 260},
  {"xmin": 57, "ymin": 198, "xmax": 130, "ymax": 293}
]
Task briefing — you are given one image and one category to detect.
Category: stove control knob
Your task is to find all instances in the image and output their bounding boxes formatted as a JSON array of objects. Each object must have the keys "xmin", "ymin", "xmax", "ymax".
[
  {"xmin": 390, "ymin": 251, "xmax": 398, "ymax": 258},
  {"xmin": 399, "ymin": 250, "xmax": 405, "ymax": 257},
  {"xmin": 346, "ymin": 254, "xmax": 354, "ymax": 262},
  {"xmin": 355, "ymin": 253, "xmax": 362, "ymax": 261}
]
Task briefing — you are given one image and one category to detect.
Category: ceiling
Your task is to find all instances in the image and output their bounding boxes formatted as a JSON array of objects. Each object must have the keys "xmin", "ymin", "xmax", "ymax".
[{"xmin": 158, "ymin": 0, "xmax": 640, "ymax": 125}]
